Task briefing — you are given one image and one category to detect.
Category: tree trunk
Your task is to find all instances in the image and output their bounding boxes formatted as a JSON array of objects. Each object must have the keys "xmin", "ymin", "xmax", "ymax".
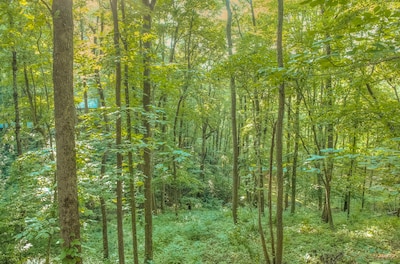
[
  {"xmin": 258, "ymin": 178, "xmax": 271, "ymax": 264},
  {"xmin": 142, "ymin": 1, "xmax": 156, "ymax": 262},
  {"xmin": 12, "ymin": 51, "xmax": 22, "ymax": 156},
  {"xmin": 110, "ymin": 0, "xmax": 125, "ymax": 263},
  {"xmin": 120, "ymin": 0, "xmax": 139, "ymax": 262},
  {"xmin": 268, "ymin": 122, "xmax": 276, "ymax": 262},
  {"xmin": 93, "ymin": 8, "xmax": 110, "ymax": 257},
  {"xmin": 225, "ymin": 0, "xmax": 240, "ymax": 225},
  {"xmin": 95, "ymin": 52, "xmax": 110, "ymax": 262},
  {"xmin": 285, "ymin": 96, "xmax": 291, "ymax": 210},
  {"xmin": 291, "ymin": 88, "xmax": 301, "ymax": 214},
  {"xmin": 321, "ymin": 66, "xmax": 335, "ymax": 229},
  {"xmin": 200, "ymin": 121, "xmax": 208, "ymax": 182},
  {"xmin": 52, "ymin": 0, "xmax": 81, "ymax": 261},
  {"xmin": 275, "ymin": 0, "xmax": 285, "ymax": 262}
]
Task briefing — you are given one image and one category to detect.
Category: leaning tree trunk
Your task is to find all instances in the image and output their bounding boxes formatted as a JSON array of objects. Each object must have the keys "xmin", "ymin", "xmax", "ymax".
[{"xmin": 52, "ymin": 0, "xmax": 81, "ymax": 262}]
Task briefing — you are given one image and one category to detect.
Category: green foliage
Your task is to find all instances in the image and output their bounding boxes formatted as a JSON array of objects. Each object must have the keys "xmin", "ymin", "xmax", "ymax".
[
  {"xmin": 0, "ymin": 148, "xmax": 56, "ymax": 262},
  {"xmin": 58, "ymin": 239, "xmax": 82, "ymax": 264}
]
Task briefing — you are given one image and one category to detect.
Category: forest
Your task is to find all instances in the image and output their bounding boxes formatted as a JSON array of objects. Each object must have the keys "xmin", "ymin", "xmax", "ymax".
[{"xmin": 0, "ymin": 0, "xmax": 399, "ymax": 263}]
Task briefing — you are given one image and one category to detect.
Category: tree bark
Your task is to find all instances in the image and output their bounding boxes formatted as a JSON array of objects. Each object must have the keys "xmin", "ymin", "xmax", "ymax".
[
  {"xmin": 92, "ymin": 5, "xmax": 110, "ymax": 258},
  {"xmin": 275, "ymin": 0, "xmax": 285, "ymax": 262},
  {"xmin": 225, "ymin": 0, "xmax": 240, "ymax": 225},
  {"xmin": 291, "ymin": 88, "xmax": 301, "ymax": 214},
  {"xmin": 52, "ymin": 0, "xmax": 81, "ymax": 261},
  {"xmin": 268, "ymin": 122, "xmax": 276, "ymax": 262},
  {"xmin": 110, "ymin": 0, "xmax": 125, "ymax": 263},
  {"xmin": 142, "ymin": 0, "xmax": 156, "ymax": 262},
  {"xmin": 120, "ymin": 0, "xmax": 139, "ymax": 262},
  {"xmin": 321, "ymin": 55, "xmax": 335, "ymax": 229},
  {"xmin": 12, "ymin": 51, "xmax": 22, "ymax": 156}
]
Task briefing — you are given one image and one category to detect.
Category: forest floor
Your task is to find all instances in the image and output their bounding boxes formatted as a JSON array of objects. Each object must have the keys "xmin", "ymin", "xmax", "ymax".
[{"xmin": 80, "ymin": 206, "xmax": 400, "ymax": 264}]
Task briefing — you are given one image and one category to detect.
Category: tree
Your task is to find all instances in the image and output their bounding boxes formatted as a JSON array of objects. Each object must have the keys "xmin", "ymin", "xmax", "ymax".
[
  {"xmin": 120, "ymin": 0, "xmax": 140, "ymax": 262},
  {"xmin": 275, "ymin": 0, "xmax": 285, "ymax": 262},
  {"xmin": 142, "ymin": 0, "xmax": 157, "ymax": 262},
  {"xmin": 110, "ymin": 0, "xmax": 125, "ymax": 262},
  {"xmin": 92, "ymin": 3, "xmax": 110, "ymax": 258},
  {"xmin": 225, "ymin": 0, "xmax": 239, "ymax": 225},
  {"xmin": 12, "ymin": 50, "xmax": 22, "ymax": 156},
  {"xmin": 52, "ymin": 0, "xmax": 81, "ymax": 262}
]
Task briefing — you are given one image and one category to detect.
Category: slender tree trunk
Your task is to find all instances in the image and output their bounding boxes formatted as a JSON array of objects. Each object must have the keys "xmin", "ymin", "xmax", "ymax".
[
  {"xmin": 322, "ymin": 77, "xmax": 335, "ymax": 229},
  {"xmin": 225, "ymin": 0, "xmax": 239, "ymax": 225},
  {"xmin": 23, "ymin": 65, "xmax": 37, "ymax": 125},
  {"xmin": 268, "ymin": 122, "xmax": 276, "ymax": 262},
  {"xmin": 258, "ymin": 178, "xmax": 271, "ymax": 264},
  {"xmin": 120, "ymin": 0, "xmax": 139, "ymax": 262},
  {"xmin": 91, "ymin": 5, "xmax": 110, "ymax": 258},
  {"xmin": 200, "ymin": 120, "xmax": 208, "ymax": 182},
  {"xmin": 318, "ymin": 5, "xmax": 335, "ymax": 229},
  {"xmin": 110, "ymin": 0, "xmax": 125, "ymax": 262},
  {"xmin": 291, "ymin": 88, "xmax": 301, "ymax": 214},
  {"xmin": 12, "ymin": 51, "xmax": 22, "ymax": 156},
  {"xmin": 172, "ymin": 95, "xmax": 185, "ymax": 217},
  {"xmin": 96, "ymin": 54, "xmax": 110, "ymax": 262},
  {"xmin": 142, "ymin": 1, "xmax": 156, "ymax": 262},
  {"xmin": 361, "ymin": 134, "xmax": 370, "ymax": 210},
  {"xmin": 344, "ymin": 133, "xmax": 357, "ymax": 218},
  {"xmin": 275, "ymin": 0, "xmax": 285, "ymax": 262},
  {"xmin": 52, "ymin": 0, "xmax": 81, "ymax": 261},
  {"xmin": 23, "ymin": 65, "xmax": 46, "ymax": 144},
  {"xmin": 253, "ymin": 89, "xmax": 265, "ymax": 213},
  {"xmin": 96, "ymin": 70, "xmax": 110, "ymax": 259},
  {"xmin": 99, "ymin": 161, "xmax": 109, "ymax": 259},
  {"xmin": 249, "ymin": 0, "xmax": 256, "ymax": 28},
  {"xmin": 46, "ymin": 135, "xmax": 57, "ymax": 264},
  {"xmin": 284, "ymin": 96, "xmax": 291, "ymax": 210}
]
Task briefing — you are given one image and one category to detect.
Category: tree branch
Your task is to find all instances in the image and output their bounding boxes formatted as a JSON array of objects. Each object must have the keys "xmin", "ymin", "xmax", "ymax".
[{"xmin": 39, "ymin": 0, "xmax": 52, "ymax": 14}]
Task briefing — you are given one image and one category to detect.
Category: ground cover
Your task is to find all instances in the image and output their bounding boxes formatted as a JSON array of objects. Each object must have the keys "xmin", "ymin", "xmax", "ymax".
[{"xmin": 80, "ymin": 207, "xmax": 400, "ymax": 264}]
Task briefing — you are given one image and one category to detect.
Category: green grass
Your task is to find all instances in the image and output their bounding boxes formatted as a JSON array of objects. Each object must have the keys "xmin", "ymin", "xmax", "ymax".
[{"xmin": 79, "ymin": 207, "xmax": 400, "ymax": 264}]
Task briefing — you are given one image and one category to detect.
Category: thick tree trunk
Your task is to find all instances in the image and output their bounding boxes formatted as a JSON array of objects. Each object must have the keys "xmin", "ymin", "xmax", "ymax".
[{"xmin": 52, "ymin": 0, "xmax": 81, "ymax": 261}]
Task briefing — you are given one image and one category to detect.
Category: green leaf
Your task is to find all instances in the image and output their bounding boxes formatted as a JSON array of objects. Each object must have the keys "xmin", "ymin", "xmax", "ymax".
[{"xmin": 306, "ymin": 155, "xmax": 325, "ymax": 161}]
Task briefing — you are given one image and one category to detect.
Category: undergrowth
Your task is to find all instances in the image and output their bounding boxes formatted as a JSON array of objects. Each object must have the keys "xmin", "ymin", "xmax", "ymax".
[{"xmin": 79, "ymin": 207, "xmax": 400, "ymax": 264}]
